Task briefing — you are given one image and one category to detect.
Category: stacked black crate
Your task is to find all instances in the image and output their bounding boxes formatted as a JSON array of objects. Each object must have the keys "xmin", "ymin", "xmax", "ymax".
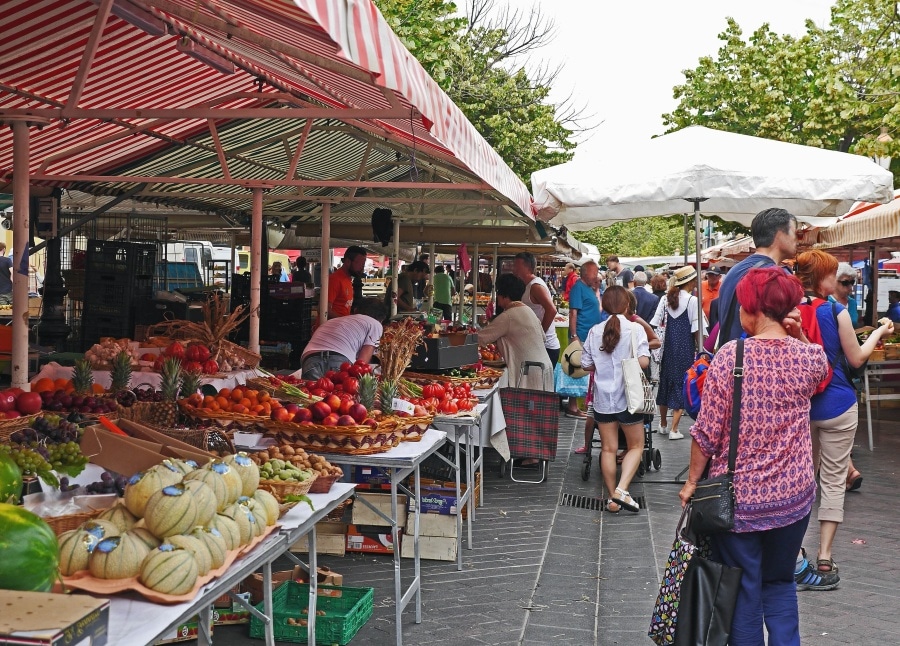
[
  {"xmin": 265, "ymin": 296, "xmax": 313, "ymax": 365},
  {"xmin": 81, "ymin": 240, "xmax": 156, "ymax": 350}
]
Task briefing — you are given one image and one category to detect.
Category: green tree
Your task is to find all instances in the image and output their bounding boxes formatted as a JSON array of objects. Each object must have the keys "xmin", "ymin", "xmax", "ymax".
[
  {"xmin": 573, "ymin": 216, "xmax": 697, "ymax": 258},
  {"xmin": 374, "ymin": 0, "xmax": 581, "ymax": 183},
  {"xmin": 663, "ymin": 0, "xmax": 900, "ymax": 165}
]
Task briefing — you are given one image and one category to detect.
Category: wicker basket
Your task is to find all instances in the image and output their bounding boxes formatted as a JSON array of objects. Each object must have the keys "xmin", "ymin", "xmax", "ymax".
[
  {"xmin": 0, "ymin": 413, "xmax": 42, "ymax": 441},
  {"xmin": 259, "ymin": 473, "xmax": 318, "ymax": 502},
  {"xmin": 266, "ymin": 416, "xmax": 398, "ymax": 437},
  {"xmin": 308, "ymin": 473, "xmax": 341, "ymax": 494},
  {"xmin": 245, "ymin": 377, "xmax": 321, "ymax": 405},
  {"xmin": 154, "ymin": 426, "xmax": 235, "ymax": 455},
  {"xmin": 215, "ymin": 339, "xmax": 261, "ymax": 369},
  {"xmin": 267, "ymin": 428, "xmax": 401, "ymax": 455},
  {"xmin": 324, "ymin": 498, "xmax": 351, "ymax": 521},
  {"xmin": 44, "ymin": 509, "xmax": 103, "ymax": 536},
  {"xmin": 392, "ymin": 414, "xmax": 433, "ymax": 442}
]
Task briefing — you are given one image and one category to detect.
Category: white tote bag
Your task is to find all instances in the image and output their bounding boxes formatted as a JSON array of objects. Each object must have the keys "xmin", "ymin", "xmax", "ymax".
[{"xmin": 623, "ymin": 329, "xmax": 655, "ymax": 415}]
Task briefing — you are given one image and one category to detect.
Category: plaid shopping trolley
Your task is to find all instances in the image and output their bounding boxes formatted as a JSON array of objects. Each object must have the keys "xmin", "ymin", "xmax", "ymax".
[{"xmin": 499, "ymin": 361, "xmax": 559, "ymax": 484}]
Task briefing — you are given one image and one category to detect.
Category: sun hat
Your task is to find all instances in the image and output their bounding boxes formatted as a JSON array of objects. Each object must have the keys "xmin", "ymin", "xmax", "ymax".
[
  {"xmin": 673, "ymin": 266, "xmax": 698, "ymax": 287},
  {"xmin": 561, "ymin": 340, "xmax": 588, "ymax": 379}
]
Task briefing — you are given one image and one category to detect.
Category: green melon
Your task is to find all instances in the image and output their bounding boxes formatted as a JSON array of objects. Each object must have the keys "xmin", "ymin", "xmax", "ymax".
[
  {"xmin": 252, "ymin": 489, "xmax": 279, "ymax": 526},
  {"xmin": 88, "ymin": 533, "xmax": 149, "ymax": 579},
  {"xmin": 0, "ymin": 453, "xmax": 23, "ymax": 504},
  {"xmin": 126, "ymin": 527, "xmax": 161, "ymax": 551},
  {"xmin": 58, "ymin": 528, "xmax": 104, "ymax": 576},
  {"xmin": 184, "ymin": 468, "xmax": 230, "ymax": 512},
  {"xmin": 208, "ymin": 514, "xmax": 241, "ymax": 551},
  {"xmin": 124, "ymin": 469, "xmax": 179, "ymax": 518},
  {"xmin": 164, "ymin": 534, "xmax": 212, "ymax": 576},
  {"xmin": 189, "ymin": 526, "xmax": 228, "ymax": 570},
  {"xmin": 206, "ymin": 459, "xmax": 242, "ymax": 506},
  {"xmin": 238, "ymin": 496, "xmax": 268, "ymax": 539},
  {"xmin": 98, "ymin": 503, "xmax": 137, "ymax": 532},
  {"xmin": 163, "ymin": 458, "xmax": 198, "ymax": 476},
  {"xmin": 221, "ymin": 500, "xmax": 259, "ymax": 546},
  {"xmin": 80, "ymin": 519, "xmax": 121, "ymax": 539},
  {"xmin": 152, "ymin": 461, "xmax": 187, "ymax": 484},
  {"xmin": 144, "ymin": 484, "xmax": 198, "ymax": 538},
  {"xmin": 140, "ymin": 545, "xmax": 199, "ymax": 595},
  {"xmin": 0, "ymin": 504, "xmax": 59, "ymax": 591},
  {"xmin": 183, "ymin": 479, "xmax": 216, "ymax": 526},
  {"xmin": 224, "ymin": 453, "xmax": 260, "ymax": 497}
]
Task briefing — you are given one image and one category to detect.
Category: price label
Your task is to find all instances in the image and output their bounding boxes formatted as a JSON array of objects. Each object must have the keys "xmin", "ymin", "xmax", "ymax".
[{"xmin": 392, "ymin": 398, "xmax": 415, "ymax": 415}]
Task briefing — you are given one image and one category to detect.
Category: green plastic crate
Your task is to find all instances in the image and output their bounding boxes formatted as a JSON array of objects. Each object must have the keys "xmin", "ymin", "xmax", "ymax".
[{"xmin": 249, "ymin": 582, "xmax": 373, "ymax": 644}]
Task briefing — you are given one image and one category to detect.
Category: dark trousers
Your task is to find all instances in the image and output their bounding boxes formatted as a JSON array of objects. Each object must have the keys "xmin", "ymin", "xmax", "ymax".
[
  {"xmin": 434, "ymin": 302, "xmax": 452, "ymax": 321},
  {"xmin": 711, "ymin": 513, "xmax": 811, "ymax": 646},
  {"xmin": 546, "ymin": 347, "xmax": 560, "ymax": 365}
]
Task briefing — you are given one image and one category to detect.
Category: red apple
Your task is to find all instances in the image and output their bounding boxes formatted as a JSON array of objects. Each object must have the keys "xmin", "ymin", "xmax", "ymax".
[
  {"xmin": 5, "ymin": 410, "xmax": 21, "ymax": 419},
  {"xmin": 363, "ymin": 418, "xmax": 378, "ymax": 428},
  {"xmin": 337, "ymin": 414, "xmax": 356, "ymax": 426},
  {"xmin": 15, "ymin": 391, "xmax": 42, "ymax": 415},
  {"xmin": 0, "ymin": 390, "xmax": 16, "ymax": 413},
  {"xmin": 338, "ymin": 398, "xmax": 354, "ymax": 416},
  {"xmin": 309, "ymin": 401, "xmax": 331, "ymax": 421},
  {"xmin": 324, "ymin": 394, "xmax": 342, "ymax": 411},
  {"xmin": 283, "ymin": 403, "xmax": 301, "ymax": 416},
  {"xmin": 321, "ymin": 413, "xmax": 339, "ymax": 427},
  {"xmin": 348, "ymin": 403, "xmax": 368, "ymax": 423},
  {"xmin": 293, "ymin": 408, "xmax": 313, "ymax": 423},
  {"xmin": 6, "ymin": 387, "xmax": 23, "ymax": 397}
]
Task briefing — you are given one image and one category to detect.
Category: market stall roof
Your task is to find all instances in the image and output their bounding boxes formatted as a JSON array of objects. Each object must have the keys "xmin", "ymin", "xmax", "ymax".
[
  {"xmin": 0, "ymin": 0, "xmax": 532, "ymax": 225},
  {"xmin": 814, "ymin": 190, "xmax": 900, "ymax": 250},
  {"xmin": 531, "ymin": 126, "xmax": 894, "ymax": 230}
]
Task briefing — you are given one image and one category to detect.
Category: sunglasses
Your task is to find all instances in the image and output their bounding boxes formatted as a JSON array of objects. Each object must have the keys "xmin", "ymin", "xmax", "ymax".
[{"xmin": 839, "ymin": 280, "xmax": 856, "ymax": 287}]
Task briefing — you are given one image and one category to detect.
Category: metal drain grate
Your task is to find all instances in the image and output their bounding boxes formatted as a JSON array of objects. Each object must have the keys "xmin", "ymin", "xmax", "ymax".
[{"xmin": 558, "ymin": 493, "xmax": 603, "ymax": 511}]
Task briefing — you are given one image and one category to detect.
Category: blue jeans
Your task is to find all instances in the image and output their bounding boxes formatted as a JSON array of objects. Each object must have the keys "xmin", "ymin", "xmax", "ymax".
[
  {"xmin": 711, "ymin": 513, "xmax": 811, "ymax": 646},
  {"xmin": 300, "ymin": 352, "xmax": 350, "ymax": 380}
]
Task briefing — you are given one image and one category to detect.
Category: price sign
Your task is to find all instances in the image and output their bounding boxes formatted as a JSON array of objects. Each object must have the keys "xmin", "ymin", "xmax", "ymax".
[{"xmin": 391, "ymin": 398, "xmax": 415, "ymax": 415}]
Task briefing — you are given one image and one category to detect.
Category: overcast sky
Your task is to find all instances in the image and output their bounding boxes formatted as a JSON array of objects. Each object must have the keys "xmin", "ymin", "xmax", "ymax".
[{"xmin": 495, "ymin": 0, "xmax": 837, "ymax": 167}]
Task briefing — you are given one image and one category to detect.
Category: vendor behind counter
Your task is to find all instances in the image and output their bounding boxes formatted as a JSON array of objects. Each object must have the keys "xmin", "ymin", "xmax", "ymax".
[{"xmin": 296, "ymin": 298, "xmax": 388, "ymax": 380}]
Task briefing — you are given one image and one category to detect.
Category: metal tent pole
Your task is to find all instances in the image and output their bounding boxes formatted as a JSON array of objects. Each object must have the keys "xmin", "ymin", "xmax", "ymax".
[
  {"xmin": 319, "ymin": 203, "xmax": 331, "ymax": 325},
  {"xmin": 427, "ymin": 242, "xmax": 435, "ymax": 312},
  {"xmin": 249, "ymin": 188, "xmax": 263, "ymax": 354},
  {"xmin": 10, "ymin": 120, "xmax": 32, "ymax": 389},
  {"xmin": 691, "ymin": 199, "xmax": 706, "ymax": 347},
  {"xmin": 391, "ymin": 218, "xmax": 400, "ymax": 317},
  {"xmin": 472, "ymin": 243, "xmax": 479, "ymax": 326}
]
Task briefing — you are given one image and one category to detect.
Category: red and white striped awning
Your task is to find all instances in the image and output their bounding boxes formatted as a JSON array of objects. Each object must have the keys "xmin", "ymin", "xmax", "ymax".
[
  {"xmin": 815, "ymin": 190, "xmax": 900, "ymax": 250},
  {"xmin": 0, "ymin": 0, "xmax": 533, "ymax": 222}
]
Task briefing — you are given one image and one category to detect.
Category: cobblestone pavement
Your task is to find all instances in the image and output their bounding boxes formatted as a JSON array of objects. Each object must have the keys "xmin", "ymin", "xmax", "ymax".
[{"xmin": 213, "ymin": 409, "xmax": 900, "ymax": 645}]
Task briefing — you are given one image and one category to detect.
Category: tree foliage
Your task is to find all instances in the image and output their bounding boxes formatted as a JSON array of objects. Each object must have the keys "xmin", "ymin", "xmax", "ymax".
[
  {"xmin": 374, "ymin": 0, "xmax": 581, "ymax": 184},
  {"xmin": 573, "ymin": 216, "xmax": 698, "ymax": 258},
  {"xmin": 663, "ymin": 0, "xmax": 900, "ymax": 168}
]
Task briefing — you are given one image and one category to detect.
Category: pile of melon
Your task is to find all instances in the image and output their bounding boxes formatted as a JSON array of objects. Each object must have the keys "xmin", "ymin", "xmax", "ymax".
[{"xmin": 58, "ymin": 453, "xmax": 279, "ymax": 596}]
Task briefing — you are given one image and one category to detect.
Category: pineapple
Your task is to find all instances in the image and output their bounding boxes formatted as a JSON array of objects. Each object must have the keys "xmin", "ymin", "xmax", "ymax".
[
  {"xmin": 148, "ymin": 358, "xmax": 182, "ymax": 428},
  {"xmin": 110, "ymin": 351, "xmax": 133, "ymax": 393},
  {"xmin": 379, "ymin": 379, "xmax": 397, "ymax": 415},
  {"xmin": 72, "ymin": 359, "xmax": 94, "ymax": 395},
  {"xmin": 180, "ymin": 370, "xmax": 202, "ymax": 399},
  {"xmin": 358, "ymin": 374, "xmax": 377, "ymax": 411}
]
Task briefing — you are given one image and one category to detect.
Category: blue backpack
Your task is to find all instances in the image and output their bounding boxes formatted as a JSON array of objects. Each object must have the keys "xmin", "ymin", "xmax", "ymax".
[{"xmin": 683, "ymin": 351, "xmax": 714, "ymax": 420}]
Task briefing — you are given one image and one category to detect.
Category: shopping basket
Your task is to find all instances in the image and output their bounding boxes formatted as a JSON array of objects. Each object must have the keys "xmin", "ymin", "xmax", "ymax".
[{"xmin": 499, "ymin": 361, "xmax": 559, "ymax": 484}]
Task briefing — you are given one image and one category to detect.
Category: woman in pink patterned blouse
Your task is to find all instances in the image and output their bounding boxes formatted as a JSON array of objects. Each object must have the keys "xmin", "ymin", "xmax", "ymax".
[{"xmin": 679, "ymin": 268, "xmax": 828, "ymax": 646}]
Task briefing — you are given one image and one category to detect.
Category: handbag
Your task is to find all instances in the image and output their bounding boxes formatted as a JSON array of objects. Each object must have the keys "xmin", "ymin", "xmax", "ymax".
[
  {"xmin": 649, "ymin": 506, "xmax": 743, "ymax": 646},
  {"xmin": 622, "ymin": 327, "xmax": 655, "ymax": 415},
  {"xmin": 553, "ymin": 362, "xmax": 589, "ymax": 398},
  {"xmin": 689, "ymin": 339, "xmax": 744, "ymax": 535}
]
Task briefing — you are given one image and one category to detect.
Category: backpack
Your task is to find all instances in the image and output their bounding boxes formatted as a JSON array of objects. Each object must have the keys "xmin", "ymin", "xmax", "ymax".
[
  {"xmin": 797, "ymin": 296, "xmax": 833, "ymax": 395},
  {"xmin": 683, "ymin": 351, "xmax": 714, "ymax": 420}
]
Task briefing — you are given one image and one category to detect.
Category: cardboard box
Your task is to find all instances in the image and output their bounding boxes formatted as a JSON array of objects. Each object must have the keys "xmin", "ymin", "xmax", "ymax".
[
  {"xmin": 0, "ymin": 590, "xmax": 109, "ymax": 646},
  {"xmin": 406, "ymin": 512, "xmax": 458, "ymax": 538},
  {"xmin": 212, "ymin": 594, "xmax": 252, "ymax": 626},
  {"xmin": 400, "ymin": 534, "xmax": 458, "ymax": 561},
  {"xmin": 351, "ymin": 465, "xmax": 392, "ymax": 486},
  {"xmin": 351, "ymin": 492, "xmax": 408, "ymax": 527},
  {"xmin": 410, "ymin": 480, "xmax": 481, "ymax": 519},
  {"xmin": 346, "ymin": 524, "xmax": 400, "ymax": 554},
  {"xmin": 212, "ymin": 584, "xmax": 241, "ymax": 609},
  {"xmin": 155, "ymin": 615, "xmax": 213, "ymax": 644},
  {"xmin": 290, "ymin": 521, "xmax": 347, "ymax": 556},
  {"xmin": 81, "ymin": 425, "xmax": 212, "ymax": 476}
]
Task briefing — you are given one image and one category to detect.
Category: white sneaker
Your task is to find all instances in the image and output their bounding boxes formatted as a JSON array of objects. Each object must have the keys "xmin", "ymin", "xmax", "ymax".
[
  {"xmin": 657, "ymin": 425, "xmax": 668, "ymax": 435},
  {"xmin": 668, "ymin": 430, "xmax": 685, "ymax": 440}
]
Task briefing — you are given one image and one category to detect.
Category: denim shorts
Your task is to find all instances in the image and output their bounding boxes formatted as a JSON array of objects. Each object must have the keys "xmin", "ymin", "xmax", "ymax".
[{"xmin": 593, "ymin": 410, "xmax": 644, "ymax": 426}]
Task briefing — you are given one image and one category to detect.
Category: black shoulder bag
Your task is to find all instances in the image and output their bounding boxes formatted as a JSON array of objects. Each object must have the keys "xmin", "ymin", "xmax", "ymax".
[{"xmin": 689, "ymin": 338, "xmax": 743, "ymax": 535}]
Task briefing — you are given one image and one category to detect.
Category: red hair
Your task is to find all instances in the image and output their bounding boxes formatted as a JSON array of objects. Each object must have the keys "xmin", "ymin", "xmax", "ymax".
[
  {"xmin": 735, "ymin": 267, "xmax": 803, "ymax": 321},
  {"xmin": 795, "ymin": 250, "xmax": 838, "ymax": 297}
]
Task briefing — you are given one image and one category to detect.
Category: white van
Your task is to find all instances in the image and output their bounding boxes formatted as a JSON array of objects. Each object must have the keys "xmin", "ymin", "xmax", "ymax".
[{"xmin": 164, "ymin": 241, "xmax": 212, "ymax": 283}]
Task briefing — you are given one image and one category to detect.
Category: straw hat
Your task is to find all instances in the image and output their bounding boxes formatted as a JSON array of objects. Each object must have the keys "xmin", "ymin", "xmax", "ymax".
[
  {"xmin": 561, "ymin": 340, "xmax": 588, "ymax": 379},
  {"xmin": 672, "ymin": 265, "xmax": 698, "ymax": 287}
]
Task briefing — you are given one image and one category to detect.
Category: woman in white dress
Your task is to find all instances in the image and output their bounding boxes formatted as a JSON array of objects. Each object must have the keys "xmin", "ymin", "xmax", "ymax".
[{"xmin": 478, "ymin": 274, "xmax": 553, "ymax": 391}]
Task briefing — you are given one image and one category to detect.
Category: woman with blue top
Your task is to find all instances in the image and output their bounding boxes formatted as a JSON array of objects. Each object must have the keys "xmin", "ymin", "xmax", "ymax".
[{"xmin": 795, "ymin": 250, "xmax": 893, "ymax": 584}]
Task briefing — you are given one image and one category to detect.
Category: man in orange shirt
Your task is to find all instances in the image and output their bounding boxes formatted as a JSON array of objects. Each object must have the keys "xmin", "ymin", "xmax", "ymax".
[
  {"xmin": 328, "ymin": 246, "xmax": 368, "ymax": 318},
  {"xmin": 701, "ymin": 268, "xmax": 721, "ymax": 319}
]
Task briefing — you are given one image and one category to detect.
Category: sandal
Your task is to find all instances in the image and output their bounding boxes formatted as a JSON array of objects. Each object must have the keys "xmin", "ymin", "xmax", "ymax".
[
  {"xmin": 611, "ymin": 487, "xmax": 640, "ymax": 512},
  {"xmin": 846, "ymin": 469, "xmax": 863, "ymax": 492},
  {"xmin": 606, "ymin": 499, "xmax": 621, "ymax": 513},
  {"xmin": 817, "ymin": 557, "xmax": 838, "ymax": 574},
  {"xmin": 574, "ymin": 446, "xmax": 588, "ymax": 454}
]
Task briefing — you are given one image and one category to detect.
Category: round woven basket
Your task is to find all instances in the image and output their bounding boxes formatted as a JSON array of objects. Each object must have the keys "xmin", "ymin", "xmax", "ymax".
[
  {"xmin": 259, "ymin": 473, "xmax": 318, "ymax": 502},
  {"xmin": 45, "ymin": 509, "xmax": 103, "ymax": 536},
  {"xmin": 308, "ymin": 473, "xmax": 341, "ymax": 494},
  {"xmin": 0, "ymin": 413, "xmax": 42, "ymax": 442}
]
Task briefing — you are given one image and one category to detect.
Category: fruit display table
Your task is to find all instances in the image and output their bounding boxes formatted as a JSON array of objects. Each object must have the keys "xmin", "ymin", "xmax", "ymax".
[
  {"xmin": 318, "ymin": 429, "xmax": 449, "ymax": 646},
  {"xmin": 862, "ymin": 359, "xmax": 900, "ymax": 451},
  {"xmin": 97, "ymin": 483, "xmax": 355, "ymax": 646},
  {"xmin": 31, "ymin": 362, "xmax": 263, "ymax": 392}
]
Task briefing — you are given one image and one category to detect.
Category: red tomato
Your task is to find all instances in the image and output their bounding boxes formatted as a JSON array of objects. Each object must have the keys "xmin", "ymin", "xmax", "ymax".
[
  {"xmin": 339, "ymin": 362, "xmax": 353, "ymax": 373},
  {"xmin": 314, "ymin": 378, "xmax": 334, "ymax": 392},
  {"xmin": 424, "ymin": 397, "xmax": 440, "ymax": 410},
  {"xmin": 342, "ymin": 378, "xmax": 359, "ymax": 395},
  {"xmin": 439, "ymin": 400, "xmax": 458, "ymax": 414}
]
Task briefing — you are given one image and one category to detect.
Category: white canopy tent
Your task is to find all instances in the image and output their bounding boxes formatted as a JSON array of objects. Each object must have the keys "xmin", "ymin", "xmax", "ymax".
[{"xmin": 532, "ymin": 126, "xmax": 895, "ymax": 341}]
